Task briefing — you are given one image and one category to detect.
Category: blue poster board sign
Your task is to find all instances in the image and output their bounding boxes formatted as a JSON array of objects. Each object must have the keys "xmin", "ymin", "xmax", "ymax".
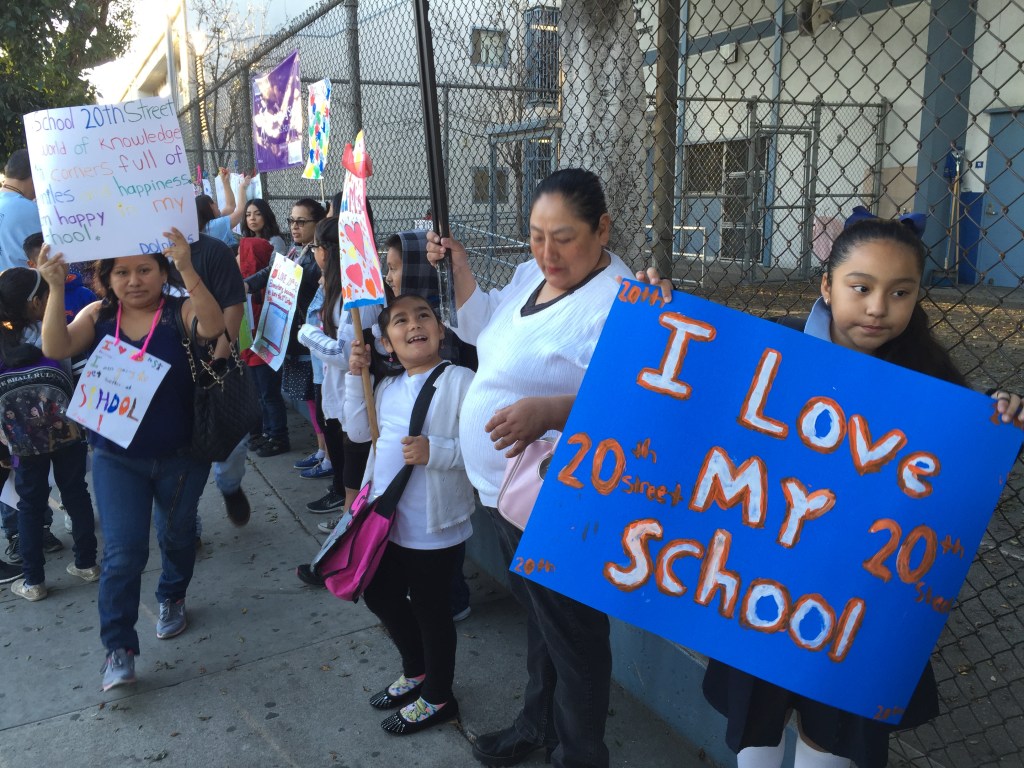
[{"xmin": 514, "ymin": 283, "xmax": 1023, "ymax": 723}]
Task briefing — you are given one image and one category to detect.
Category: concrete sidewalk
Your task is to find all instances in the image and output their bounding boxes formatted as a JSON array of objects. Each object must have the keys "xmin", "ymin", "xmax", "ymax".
[{"xmin": 0, "ymin": 421, "xmax": 709, "ymax": 768}]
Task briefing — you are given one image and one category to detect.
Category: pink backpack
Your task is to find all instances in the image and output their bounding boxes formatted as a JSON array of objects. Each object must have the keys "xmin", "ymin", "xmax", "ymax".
[{"xmin": 311, "ymin": 363, "xmax": 450, "ymax": 601}]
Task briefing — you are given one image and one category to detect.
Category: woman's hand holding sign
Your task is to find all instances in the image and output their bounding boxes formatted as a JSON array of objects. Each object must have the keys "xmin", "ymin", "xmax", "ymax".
[
  {"xmin": 992, "ymin": 391, "xmax": 1024, "ymax": 427},
  {"xmin": 161, "ymin": 227, "xmax": 193, "ymax": 276},
  {"xmin": 35, "ymin": 244, "xmax": 69, "ymax": 289},
  {"xmin": 630, "ymin": 266, "xmax": 675, "ymax": 304}
]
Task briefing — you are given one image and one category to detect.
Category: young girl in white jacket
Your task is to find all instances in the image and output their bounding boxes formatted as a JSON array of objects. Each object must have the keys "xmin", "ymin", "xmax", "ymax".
[
  {"xmin": 345, "ymin": 293, "xmax": 475, "ymax": 736},
  {"xmin": 297, "ymin": 217, "xmax": 380, "ymax": 515}
]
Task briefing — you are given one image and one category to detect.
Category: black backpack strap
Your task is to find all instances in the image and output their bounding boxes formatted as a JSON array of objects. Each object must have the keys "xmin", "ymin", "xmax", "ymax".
[
  {"xmin": 373, "ymin": 362, "xmax": 451, "ymax": 517},
  {"xmin": 408, "ymin": 362, "xmax": 450, "ymax": 437}
]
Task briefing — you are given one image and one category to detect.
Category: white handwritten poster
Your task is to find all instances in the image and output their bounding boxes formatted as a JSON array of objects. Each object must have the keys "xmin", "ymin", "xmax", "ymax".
[
  {"xmin": 66, "ymin": 335, "xmax": 170, "ymax": 448},
  {"xmin": 23, "ymin": 98, "xmax": 200, "ymax": 263},
  {"xmin": 251, "ymin": 253, "xmax": 303, "ymax": 371}
]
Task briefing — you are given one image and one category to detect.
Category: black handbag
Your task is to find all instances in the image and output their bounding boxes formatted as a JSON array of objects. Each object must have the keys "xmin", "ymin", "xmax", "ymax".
[{"xmin": 178, "ymin": 316, "xmax": 261, "ymax": 463}]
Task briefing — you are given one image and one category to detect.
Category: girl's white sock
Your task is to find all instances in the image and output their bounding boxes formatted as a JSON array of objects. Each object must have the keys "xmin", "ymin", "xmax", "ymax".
[
  {"xmin": 793, "ymin": 736, "xmax": 851, "ymax": 768},
  {"xmin": 737, "ymin": 736, "xmax": 785, "ymax": 768},
  {"xmin": 315, "ymin": 449, "xmax": 325, "ymax": 460},
  {"xmin": 319, "ymin": 458, "xmax": 333, "ymax": 471}
]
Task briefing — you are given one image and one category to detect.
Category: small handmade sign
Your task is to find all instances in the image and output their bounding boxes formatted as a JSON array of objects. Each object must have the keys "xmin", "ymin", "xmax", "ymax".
[
  {"xmin": 514, "ymin": 284, "xmax": 1024, "ymax": 723},
  {"xmin": 250, "ymin": 253, "xmax": 303, "ymax": 371},
  {"xmin": 252, "ymin": 50, "xmax": 303, "ymax": 173},
  {"xmin": 22, "ymin": 98, "xmax": 199, "ymax": 263},
  {"xmin": 66, "ymin": 334, "xmax": 171, "ymax": 448},
  {"xmin": 239, "ymin": 296, "xmax": 255, "ymax": 352},
  {"xmin": 338, "ymin": 131, "xmax": 384, "ymax": 310},
  {"xmin": 302, "ymin": 79, "xmax": 331, "ymax": 180}
]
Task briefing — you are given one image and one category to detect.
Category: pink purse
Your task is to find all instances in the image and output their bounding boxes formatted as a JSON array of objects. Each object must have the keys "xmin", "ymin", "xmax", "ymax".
[
  {"xmin": 309, "ymin": 363, "xmax": 450, "ymax": 601},
  {"xmin": 497, "ymin": 438, "xmax": 557, "ymax": 531},
  {"xmin": 317, "ymin": 483, "xmax": 394, "ymax": 601}
]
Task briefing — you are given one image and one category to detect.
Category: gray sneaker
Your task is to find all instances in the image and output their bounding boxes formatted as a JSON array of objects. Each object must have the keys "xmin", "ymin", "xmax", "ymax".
[
  {"xmin": 5, "ymin": 534, "xmax": 21, "ymax": 565},
  {"xmin": 101, "ymin": 649, "xmax": 136, "ymax": 691},
  {"xmin": 156, "ymin": 599, "xmax": 187, "ymax": 639},
  {"xmin": 317, "ymin": 515, "xmax": 344, "ymax": 534}
]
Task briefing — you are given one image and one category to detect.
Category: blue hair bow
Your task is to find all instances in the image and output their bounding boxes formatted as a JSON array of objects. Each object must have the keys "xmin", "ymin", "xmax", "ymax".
[{"xmin": 844, "ymin": 206, "xmax": 926, "ymax": 237}]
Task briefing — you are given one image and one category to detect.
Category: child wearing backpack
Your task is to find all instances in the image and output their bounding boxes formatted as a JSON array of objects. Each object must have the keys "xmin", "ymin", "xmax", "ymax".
[
  {"xmin": 345, "ymin": 293, "xmax": 475, "ymax": 736},
  {"xmin": 0, "ymin": 268, "xmax": 98, "ymax": 601}
]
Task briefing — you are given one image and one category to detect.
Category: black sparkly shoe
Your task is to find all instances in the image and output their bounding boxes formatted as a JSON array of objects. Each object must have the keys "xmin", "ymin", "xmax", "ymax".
[
  {"xmin": 380, "ymin": 698, "xmax": 459, "ymax": 735},
  {"xmin": 369, "ymin": 677, "xmax": 423, "ymax": 710}
]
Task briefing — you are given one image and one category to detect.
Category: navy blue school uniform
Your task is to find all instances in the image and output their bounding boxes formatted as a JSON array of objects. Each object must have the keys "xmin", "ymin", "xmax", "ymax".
[{"xmin": 702, "ymin": 298, "xmax": 940, "ymax": 768}]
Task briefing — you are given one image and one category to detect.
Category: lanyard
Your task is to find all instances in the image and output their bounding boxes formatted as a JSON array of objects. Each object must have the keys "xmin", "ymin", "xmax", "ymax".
[{"xmin": 115, "ymin": 299, "xmax": 165, "ymax": 361}]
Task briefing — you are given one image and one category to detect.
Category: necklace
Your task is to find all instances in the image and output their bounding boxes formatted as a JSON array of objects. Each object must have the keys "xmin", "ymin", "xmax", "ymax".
[
  {"xmin": 1, "ymin": 183, "xmax": 27, "ymax": 199},
  {"xmin": 115, "ymin": 299, "xmax": 165, "ymax": 361}
]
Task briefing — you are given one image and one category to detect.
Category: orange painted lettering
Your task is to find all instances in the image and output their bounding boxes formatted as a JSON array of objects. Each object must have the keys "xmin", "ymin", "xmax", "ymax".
[
  {"xmin": 655, "ymin": 539, "xmax": 704, "ymax": 597},
  {"xmin": 604, "ymin": 519, "xmax": 662, "ymax": 591},
  {"xmin": 848, "ymin": 415, "xmax": 906, "ymax": 474},
  {"xmin": 694, "ymin": 529, "xmax": 740, "ymax": 618},
  {"xmin": 777, "ymin": 477, "xmax": 836, "ymax": 548},
  {"xmin": 637, "ymin": 312, "xmax": 716, "ymax": 400},
  {"xmin": 689, "ymin": 446, "xmax": 768, "ymax": 528},
  {"xmin": 737, "ymin": 348, "xmax": 788, "ymax": 438}
]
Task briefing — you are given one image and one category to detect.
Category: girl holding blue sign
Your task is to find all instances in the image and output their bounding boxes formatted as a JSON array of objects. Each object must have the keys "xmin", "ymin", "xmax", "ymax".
[
  {"xmin": 703, "ymin": 217, "xmax": 1024, "ymax": 768},
  {"xmin": 36, "ymin": 230, "xmax": 227, "ymax": 693}
]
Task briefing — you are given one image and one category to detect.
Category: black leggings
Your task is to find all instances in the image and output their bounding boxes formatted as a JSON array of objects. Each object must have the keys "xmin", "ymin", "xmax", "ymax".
[
  {"xmin": 362, "ymin": 541, "xmax": 463, "ymax": 704},
  {"xmin": 320, "ymin": 416, "xmax": 370, "ymax": 494}
]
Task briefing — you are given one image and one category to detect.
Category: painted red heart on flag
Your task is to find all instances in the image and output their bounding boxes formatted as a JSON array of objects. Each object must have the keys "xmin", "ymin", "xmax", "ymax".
[
  {"xmin": 346, "ymin": 264, "xmax": 364, "ymax": 287},
  {"xmin": 344, "ymin": 222, "xmax": 365, "ymax": 260}
]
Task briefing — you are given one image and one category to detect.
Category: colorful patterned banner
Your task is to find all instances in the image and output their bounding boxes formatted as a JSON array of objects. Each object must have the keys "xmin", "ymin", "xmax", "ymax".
[
  {"xmin": 338, "ymin": 131, "xmax": 384, "ymax": 310},
  {"xmin": 302, "ymin": 79, "xmax": 331, "ymax": 180}
]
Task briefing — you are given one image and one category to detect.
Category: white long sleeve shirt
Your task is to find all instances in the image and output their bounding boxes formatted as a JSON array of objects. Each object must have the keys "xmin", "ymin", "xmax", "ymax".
[
  {"xmin": 298, "ymin": 301, "xmax": 381, "ymax": 423},
  {"xmin": 455, "ymin": 253, "xmax": 632, "ymax": 506}
]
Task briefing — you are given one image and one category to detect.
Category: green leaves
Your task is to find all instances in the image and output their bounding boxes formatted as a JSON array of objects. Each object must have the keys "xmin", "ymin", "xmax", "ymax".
[{"xmin": 0, "ymin": 0, "xmax": 134, "ymax": 158}]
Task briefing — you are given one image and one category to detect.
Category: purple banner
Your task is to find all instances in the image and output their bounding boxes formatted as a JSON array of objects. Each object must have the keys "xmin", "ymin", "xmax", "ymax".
[{"xmin": 252, "ymin": 50, "xmax": 303, "ymax": 172}]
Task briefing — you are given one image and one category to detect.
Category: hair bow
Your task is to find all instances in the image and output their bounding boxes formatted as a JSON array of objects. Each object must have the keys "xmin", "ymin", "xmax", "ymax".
[{"xmin": 844, "ymin": 205, "xmax": 926, "ymax": 237}]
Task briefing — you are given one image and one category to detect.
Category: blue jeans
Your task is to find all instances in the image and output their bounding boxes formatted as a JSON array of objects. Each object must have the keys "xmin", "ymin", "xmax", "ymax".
[
  {"xmin": 486, "ymin": 503, "xmax": 611, "ymax": 768},
  {"xmin": 92, "ymin": 449, "xmax": 211, "ymax": 655},
  {"xmin": 213, "ymin": 438, "xmax": 248, "ymax": 495},
  {"xmin": 1, "ymin": 501, "xmax": 18, "ymax": 538},
  {"xmin": 2, "ymin": 495, "xmax": 54, "ymax": 539},
  {"xmin": 15, "ymin": 442, "xmax": 97, "ymax": 586},
  {"xmin": 250, "ymin": 364, "xmax": 287, "ymax": 439}
]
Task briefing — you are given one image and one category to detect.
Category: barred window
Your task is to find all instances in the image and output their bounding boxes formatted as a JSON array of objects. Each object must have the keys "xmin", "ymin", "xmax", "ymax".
[
  {"xmin": 524, "ymin": 6, "xmax": 559, "ymax": 107},
  {"xmin": 470, "ymin": 28, "xmax": 508, "ymax": 68},
  {"xmin": 472, "ymin": 166, "xmax": 510, "ymax": 204}
]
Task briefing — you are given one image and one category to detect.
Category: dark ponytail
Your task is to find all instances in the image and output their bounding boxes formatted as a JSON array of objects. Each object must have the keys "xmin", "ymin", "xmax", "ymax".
[
  {"xmin": 874, "ymin": 304, "xmax": 966, "ymax": 386},
  {"xmin": 195, "ymin": 195, "xmax": 218, "ymax": 231},
  {"xmin": 316, "ymin": 217, "xmax": 342, "ymax": 338},
  {"xmin": 0, "ymin": 268, "xmax": 48, "ymax": 367}
]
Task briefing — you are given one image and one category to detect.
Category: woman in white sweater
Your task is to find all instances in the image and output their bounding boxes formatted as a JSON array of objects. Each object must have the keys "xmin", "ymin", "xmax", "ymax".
[{"xmin": 426, "ymin": 169, "xmax": 668, "ymax": 768}]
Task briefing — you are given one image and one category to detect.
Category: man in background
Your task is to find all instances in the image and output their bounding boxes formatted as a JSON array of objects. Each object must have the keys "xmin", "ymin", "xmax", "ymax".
[{"xmin": 0, "ymin": 150, "xmax": 39, "ymax": 272}]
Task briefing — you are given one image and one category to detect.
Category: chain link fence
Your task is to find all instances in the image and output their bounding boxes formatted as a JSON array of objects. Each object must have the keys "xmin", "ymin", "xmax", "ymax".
[{"xmin": 178, "ymin": 1, "xmax": 1024, "ymax": 765}]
